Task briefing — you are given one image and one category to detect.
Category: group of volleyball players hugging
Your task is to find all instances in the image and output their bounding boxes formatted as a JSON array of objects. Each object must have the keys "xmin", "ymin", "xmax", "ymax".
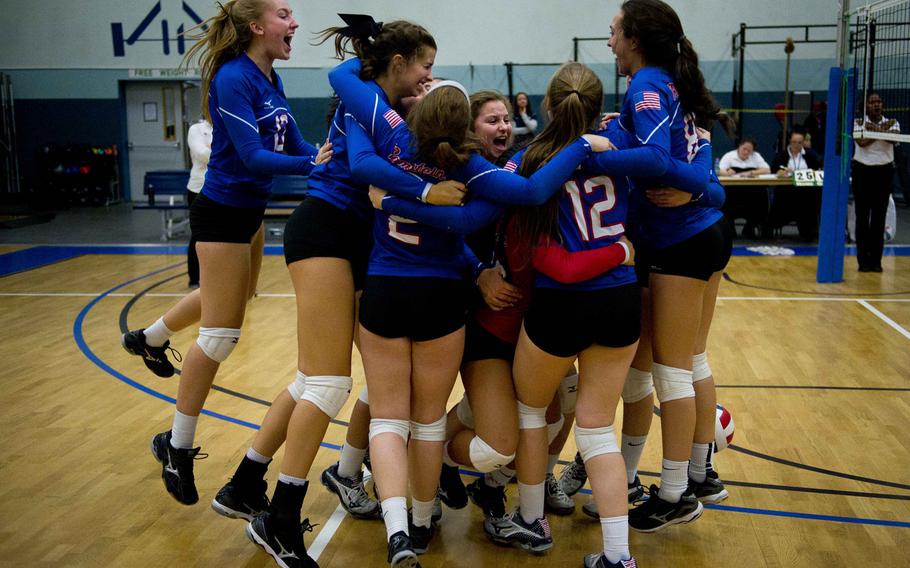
[{"xmin": 120, "ymin": 0, "xmax": 736, "ymax": 566}]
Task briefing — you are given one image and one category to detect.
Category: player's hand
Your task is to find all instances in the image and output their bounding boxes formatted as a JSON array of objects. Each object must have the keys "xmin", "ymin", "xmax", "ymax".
[
  {"xmin": 582, "ymin": 134, "xmax": 617, "ymax": 152},
  {"xmin": 619, "ymin": 235, "xmax": 635, "ymax": 266},
  {"xmin": 477, "ymin": 267, "xmax": 522, "ymax": 311},
  {"xmin": 369, "ymin": 185, "xmax": 388, "ymax": 210},
  {"xmin": 696, "ymin": 127, "xmax": 712, "ymax": 142},
  {"xmin": 426, "ymin": 180, "xmax": 466, "ymax": 206},
  {"xmin": 600, "ymin": 112, "xmax": 620, "ymax": 130},
  {"xmin": 315, "ymin": 139, "xmax": 333, "ymax": 165},
  {"xmin": 645, "ymin": 187, "xmax": 692, "ymax": 207}
]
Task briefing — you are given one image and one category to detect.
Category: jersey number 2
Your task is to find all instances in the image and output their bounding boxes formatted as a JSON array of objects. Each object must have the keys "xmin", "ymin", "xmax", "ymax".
[{"xmin": 564, "ymin": 175, "xmax": 623, "ymax": 241}]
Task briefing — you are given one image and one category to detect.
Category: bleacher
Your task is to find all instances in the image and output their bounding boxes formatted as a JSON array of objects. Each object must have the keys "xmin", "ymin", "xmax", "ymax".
[{"xmin": 134, "ymin": 170, "xmax": 308, "ymax": 240}]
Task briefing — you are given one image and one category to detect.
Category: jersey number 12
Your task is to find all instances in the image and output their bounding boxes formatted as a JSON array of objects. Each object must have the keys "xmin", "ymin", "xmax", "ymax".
[{"xmin": 564, "ymin": 175, "xmax": 623, "ymax": 241}]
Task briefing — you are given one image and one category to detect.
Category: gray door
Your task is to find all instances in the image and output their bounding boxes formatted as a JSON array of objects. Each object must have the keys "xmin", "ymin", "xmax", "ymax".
[{"xmin": 125, "ymin": 81, "xmax": 187, "ymax": 201}]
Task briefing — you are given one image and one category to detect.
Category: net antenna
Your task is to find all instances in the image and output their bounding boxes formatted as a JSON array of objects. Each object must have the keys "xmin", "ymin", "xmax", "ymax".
[{"xmin": 851, "ymin": 0, "xmax": 910, "ymax": 143}]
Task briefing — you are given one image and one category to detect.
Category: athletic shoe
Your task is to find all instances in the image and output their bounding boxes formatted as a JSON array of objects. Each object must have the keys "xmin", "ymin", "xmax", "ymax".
[
  {"xmin": 629, "ymin": 485, "xmax": 703, "ymax": 533},
  {"xmin": 408, "ymin": 521, "xmax": 435, "ymax": 555},
  {"xmin": 432, "ymin": 492, "xmax": 442, "ymax": 525},
  {"xmin": 544, "ymin": 473, "xmax": 575, "ymax": 515},
  {"xmin": 438, "ymin": 463, "xmax": 468, "ymax": 509},
  {"xmin": 466, "ymin": 478, "xmax": 507, "ymax": 519},
  {"xmin": 386, "ymin": 531, "xmax": 421, "ymax": 568},
  {"xmin": 685, "ymin": 471, "xmax": 729, "ymax": 504},
  {"xmin": 122, "ymin": 329, "xmax": 180, "ymax": 378},
  {"xmin": 584, "ymin": 552, "xmax": 639, "ymax": 568},
  {"xmin": 628, "ymin": 476, "xmax": 647, "ymax": 505},
  {"xmin": 483, "ymin": 509, "xmax": 553, "ymax": 553},
  {"xmin": 246, "ymin": 512, "xmax": 318, "ymax": 568},
  {"xmin": 320, "ymin": 462, "xmax": 380, "ymax": 519},
  {"xmin": 558, "ymin": 452, "xmax": 588, "ymax": 496},
  {"xmin": 211, "ymin": 478, "xmax": 269, "ymax": 521},
  {"xmin": 150, "ymin": 430, "xmax": 205, "ymax": 505},
  {"xmin": 582, "ymin": 477, "xmax": 650, "ymax": 519}
]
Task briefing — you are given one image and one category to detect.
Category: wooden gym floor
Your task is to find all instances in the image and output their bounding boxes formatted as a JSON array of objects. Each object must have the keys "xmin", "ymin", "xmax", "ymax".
[{"xmin": 0, "ymin": 245, "xmax": 908, "ymax": 567}]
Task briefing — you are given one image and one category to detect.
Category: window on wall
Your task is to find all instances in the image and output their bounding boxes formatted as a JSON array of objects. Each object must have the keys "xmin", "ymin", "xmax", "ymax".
[{"xmin": 162, "ymin": 87, "xmax": 177, "ymax": 141}]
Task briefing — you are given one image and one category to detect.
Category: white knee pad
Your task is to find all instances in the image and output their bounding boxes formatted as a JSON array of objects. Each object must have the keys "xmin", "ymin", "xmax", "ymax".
[
  {"xmin": 300, "ymin": 375, "xmax": 353, "ymax": 418},
  {"xmin": 692, "ymin": 352, "xmax": 712, "ymax": 382},
  {"xmin": 575, "ymin": 424, "xmax": 619, "ymax": 462},
  {"xmin": 410, "ymin": 415, "xmax": 447, "ymax": 442},
  {"xmin": 456, "ymin": 396, "xmax": 475, "ymax": 429},
  {"xmin": 196, "ymin": 327, "xmax": 241, "ymax": 363},
  {"xmin": 558, "ymin": 373, "xmax": 578, "ymax": 415},
  {"xmin": 517, "ymin": 401, "xmax": 547, "ymax": 430},
  {"xmin": 547, "ymin": 413, "xmax": 566, "ymax": 444},
  {"xmin": 622, "ymin": 367, "xmax": 654, "ymax": 404},
  {"xmin": 652, "ymin": 363, "xmax": 695, "ymax": 403},
  {"xmin": 369, "ymin": 418, "xmax": 409, "ymax": 443},
  {"xmin": 357, "ymin": 386, "xmax": 369, "ymax": 405},
  {"xmin": 469, "ymin": 436, "xmax": 515, "ymax": 473},
  {"xmin": 287, "ymin": 371, "xmax": 307, "ymax": 401}
]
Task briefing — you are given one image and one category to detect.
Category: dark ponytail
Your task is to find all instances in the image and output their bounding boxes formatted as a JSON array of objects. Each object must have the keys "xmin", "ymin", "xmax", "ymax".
[
  {"xmin": 620, "ymin": 0, "xmax": 734, "ymax": 135},
  {"xmin": 316, "ymin": 16, "xmax": 436, "ymax": 80}
]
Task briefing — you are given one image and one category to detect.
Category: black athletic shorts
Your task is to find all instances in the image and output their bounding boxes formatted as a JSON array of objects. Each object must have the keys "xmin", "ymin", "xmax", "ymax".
[
  {"xmin": 644, "ymin": 217, "xmax": 734, "ymax": 283},
  {"xmin": 524, "ymin": 283, "xmax": 641, "ymax": 358},
  {"xmin": 189, "ymin": 193, "xmax": 265, "ymax": 244},
  {"xmin": 359, "ymin": 275, "xmax": 467, "ymax": 342},
  {"xmin": 283, "ymin": 196, "xmax": 372, "ymax": 291},
  {"xmin": 462, "ymin": 317, "xmax": 517, "ymax": 363}
]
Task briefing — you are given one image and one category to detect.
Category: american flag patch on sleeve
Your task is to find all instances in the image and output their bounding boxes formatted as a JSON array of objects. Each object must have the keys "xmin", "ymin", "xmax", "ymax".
[
  {"xmin": 383, "ymin": 109, "xmax": 404, "ymax": 128},
  {"xmin": 634, "ymin": 91, "xmax": 661, "ymax": 113},
  {"xmin": 503, "ymin": 160, "xmax": 518, "ymax": 172}
]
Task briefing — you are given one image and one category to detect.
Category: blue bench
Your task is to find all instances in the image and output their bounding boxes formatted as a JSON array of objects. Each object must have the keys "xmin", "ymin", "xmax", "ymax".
[{"xmin": 134, "ymin": 171, "xmax": 309, "ymax": 239}]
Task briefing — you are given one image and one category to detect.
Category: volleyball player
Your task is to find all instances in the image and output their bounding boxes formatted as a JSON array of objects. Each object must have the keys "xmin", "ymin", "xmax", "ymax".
[
  {"xmin": 605, "ymin": 0, "xmax": 735, "ymax": 533},
  {"xmin": 147, "ymin": 0, "xmax": 333, "ymax": 508}
]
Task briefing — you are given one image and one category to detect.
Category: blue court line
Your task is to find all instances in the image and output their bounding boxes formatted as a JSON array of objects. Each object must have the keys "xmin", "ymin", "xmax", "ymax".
[
  {"xmin": 74, "ymin": 265, "xmax": 909, "ymax": 531},
  {"xmin": 6, "ymin": 243, "xmax": 910, "ymax": 279}
]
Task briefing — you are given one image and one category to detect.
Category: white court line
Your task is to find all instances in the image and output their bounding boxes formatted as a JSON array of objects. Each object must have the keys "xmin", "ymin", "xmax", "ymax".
[
  {"xmin": 1, "ymin": 292, "xmax": 908, "ymax": 302},
  {"xmin": 857, "ymin": 300, "xmax": 910, "ymax": 341},
  {"xmin": 307, "ymin": 504, "xmax": 347, "ymax": 562}
]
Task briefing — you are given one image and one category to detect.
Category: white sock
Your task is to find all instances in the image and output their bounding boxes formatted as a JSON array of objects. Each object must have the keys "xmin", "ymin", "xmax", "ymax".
[
  {"xmin": 485, "ymin": 465, "xmax": 515, "ymax": 488},
  {"xmin": 546, "ymin": 454, "xmax": 559, "ymax": 476},
  {"xmin": 337, "ymin": 444, "xmax": 367, "ymax": 479},
  {"xmin": 144, "ymin": 318, "xmax": 174, "ymax": 347},
  {"xmin": 278, "ymin": 472, "xmax": 308, "ymax": 486},
  {"xmin": 659, "ymin": 459, "xmax": 689, "ymax": 503},
  {"xmin": 411, "ymin": 497, "xmax": 435, "ymax": 529},
  {"xmin": 600, "ymin": 515, "xmax": 630, "ymax": 564},
  {"xmin": 706, "ymin": 442, "xmax": 717, "ymax": 474},
  {"xmin": 170, "ymin": 410, "xmax": 198, "ymax": 449},
  {"xmin": 246, "ymin": 447, "xmax": 271, "ymax": 464},
  {"xmin": 442, "ymin": 442, "xmax": 459, "ymax": 467},
  {"xmin": 621, "ymin": 434, "xmax": 648, "ymax": 484},
  {"xmin": 689, "ymin": 443, "xmax": 710, "ymax": 483},
  {"xmin": 381, "ymin": 496, "xmax": 409, "ymax": 540},
  {"xmin": 518, "ymin": 481, "xmax": 545, "ymax": 523}
]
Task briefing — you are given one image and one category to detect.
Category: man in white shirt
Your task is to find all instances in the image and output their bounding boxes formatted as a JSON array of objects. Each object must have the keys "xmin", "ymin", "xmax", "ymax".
[
  {"xmin": 186, "ymin": 118, "xmax": 212, "ymax": 287},
  {"xmin": 852, "ymin": 93, "xmax": 900, "ymax": 272},
  {"xmin": 718, "ymin": 138, "xmax": 771, "ymax": 177}
]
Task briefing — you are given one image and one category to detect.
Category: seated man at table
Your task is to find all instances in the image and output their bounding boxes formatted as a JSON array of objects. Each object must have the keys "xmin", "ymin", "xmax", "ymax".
[
  {"xmin": 718, "ymin": 137, "xmax": 772, "ymax": 176},
  {"xmin": 718, "ymin": 137, "xmax": 772, "ymax": 237},
  {"xmin": 768, "ymin": 129, "xmax": 822, "ymax": 240}
]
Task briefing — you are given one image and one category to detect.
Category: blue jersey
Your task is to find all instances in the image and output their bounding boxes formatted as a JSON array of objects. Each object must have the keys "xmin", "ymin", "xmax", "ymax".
[
  {"xmin": 205, "ymin": 54, "xmax": 320, "ymax": 208},
  {"xmin": 305, "ymin": 82, "xmax": 430, "ymax": 222},
  {"xmin": 330, "ymin": 57, "xmax": 593, "ymax": 280},
  {"xmin": 616, "ymin": 66, "xmax": 722, "ymax": 249},
  {"xmin": 507, "ymin": 148, "xmax": 637, "ymax": 292}
]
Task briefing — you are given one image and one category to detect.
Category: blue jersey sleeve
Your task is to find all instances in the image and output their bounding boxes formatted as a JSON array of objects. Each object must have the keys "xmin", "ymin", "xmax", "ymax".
[
  {"xmin": 627, "ymin": 78, "xmax": 673, "ymax": 170},
  {"xmin": 331, "ymin": 58, "xmax": 431, "ymax": 201},
  {"xmin": 379, "ymin": 194, "xmax": 503, "ymax": 235},
  {"xmin": 213, "ymin": 72, "xmax": 313, "ymax": 175},
  {"xmin": 460, "ymin": 139, "xmax": 592, "ymax": 205},
  {"xmin": 345, "ymin": 115, "xmax": 431, "ymax": 200},
  {"xmin": 283, "ymin": 116, "xmax": 320, "ymax": 174},
  {"xmin": 461, "ymin": 242, "xmax": 488, "ymax": 281},
  {"xmin": 700, "ymin": 170, "xmax": 726, "ymax": 209}
]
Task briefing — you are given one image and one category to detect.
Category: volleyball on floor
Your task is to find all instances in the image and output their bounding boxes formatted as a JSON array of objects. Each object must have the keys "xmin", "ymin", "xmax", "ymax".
[{"xmin": 714, "ymin": 404, "xmax": 735, "ymax": 451}]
